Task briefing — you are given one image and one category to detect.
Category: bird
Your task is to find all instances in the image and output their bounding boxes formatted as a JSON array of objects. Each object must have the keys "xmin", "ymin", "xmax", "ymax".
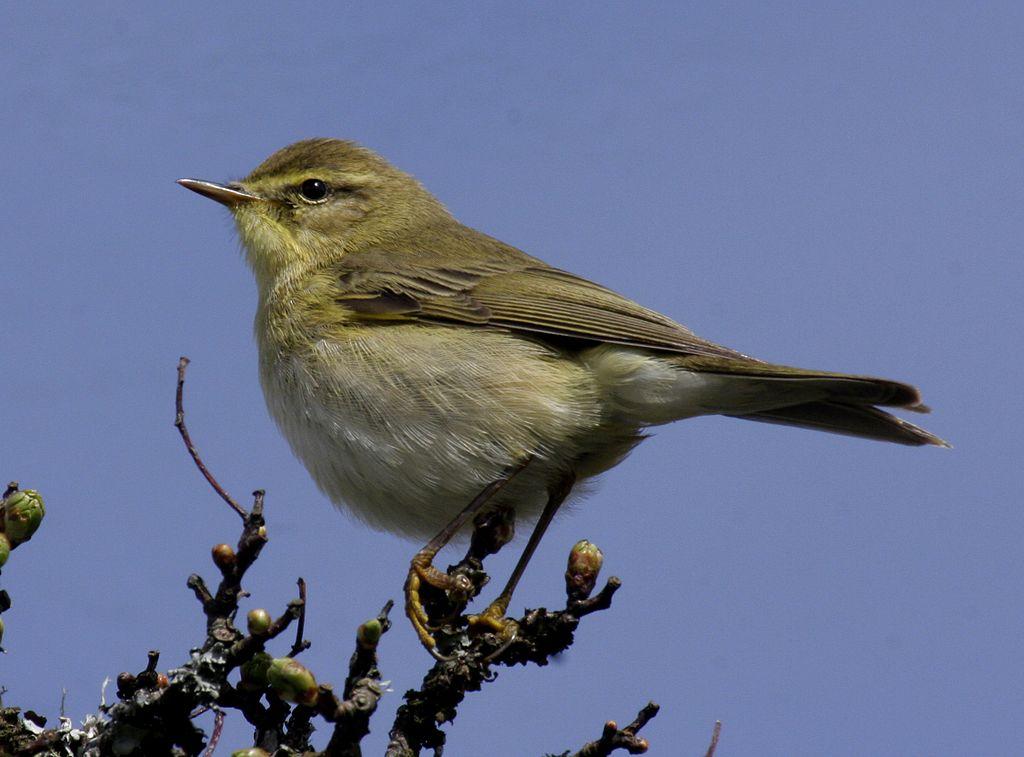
[{"xmin": 178, "ymin": 138, "xmax": 946, "ymax": 655}]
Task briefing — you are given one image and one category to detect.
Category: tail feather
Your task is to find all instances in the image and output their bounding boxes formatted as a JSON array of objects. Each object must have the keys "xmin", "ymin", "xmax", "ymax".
[
  {"xmin": 674, "ymin": 355, "xmax": 926, "ymax": 409},
  {"xmin": 670, "ymin": 355, "xmax": 948, "ymax": 447},
  {"xmin": 733, "ymin": 401, "xmax": 950, "ymax": 447}
]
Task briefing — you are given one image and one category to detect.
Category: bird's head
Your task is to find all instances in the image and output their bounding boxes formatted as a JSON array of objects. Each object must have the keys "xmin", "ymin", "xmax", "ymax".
[{"xmin": 178, "ymin": 138, "xmax": 449, "ymax": 289}]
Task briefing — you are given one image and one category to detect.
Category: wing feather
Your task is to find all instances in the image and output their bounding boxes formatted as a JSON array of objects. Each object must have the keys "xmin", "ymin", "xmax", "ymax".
[{"xmin": 331, "ymin": 245, "xmax": 745, "ymax": 359}]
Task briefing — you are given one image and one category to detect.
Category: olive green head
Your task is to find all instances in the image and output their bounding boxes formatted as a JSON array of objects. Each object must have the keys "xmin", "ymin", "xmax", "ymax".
[{"xmin": 178, "ymin": 138, "xmax": 449, "ymax": 287}]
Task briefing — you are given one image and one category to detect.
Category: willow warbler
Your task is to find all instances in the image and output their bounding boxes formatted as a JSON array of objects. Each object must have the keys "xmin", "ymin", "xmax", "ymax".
[{"xmin": 179, "ymin": 138, "xmax": 945, "ymax": 652}]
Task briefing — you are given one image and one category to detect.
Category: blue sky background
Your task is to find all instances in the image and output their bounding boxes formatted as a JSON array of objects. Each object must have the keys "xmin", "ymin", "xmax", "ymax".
[{"xmin": 3, "ymin": 3, "xmax": 1021, "ymax": 755}]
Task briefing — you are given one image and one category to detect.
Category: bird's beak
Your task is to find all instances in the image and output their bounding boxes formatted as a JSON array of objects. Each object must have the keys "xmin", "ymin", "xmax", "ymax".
[{"xmin": 177, "ymin": 178, "xmax": 261, "ymax": 208}]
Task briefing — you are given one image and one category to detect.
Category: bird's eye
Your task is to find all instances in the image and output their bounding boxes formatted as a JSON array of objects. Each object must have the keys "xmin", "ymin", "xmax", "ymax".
[{"xmin": 298, "ymin": 178, "xmax": 329, "ymax": 202}]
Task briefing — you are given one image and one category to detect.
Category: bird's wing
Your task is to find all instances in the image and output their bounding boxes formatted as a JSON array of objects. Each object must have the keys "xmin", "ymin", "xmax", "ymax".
[{"xmin": 331, "ymin": 248, "xmax": 746, "ymax": 359}]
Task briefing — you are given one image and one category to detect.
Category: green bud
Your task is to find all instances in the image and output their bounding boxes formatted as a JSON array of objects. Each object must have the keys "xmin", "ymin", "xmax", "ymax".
[
  {"xmin": 267, "ymin": 657, "xmax": 318, "ymax": 706},
  {"xmin": 0, "ymin": 534, "xmax": 10, "ymax": 567},
  {"xmin": 230, "ymin": 750, "xmax": 270, "ymax": 757},
  {"xmin": 247, "ymin": 608, "xmax": 272, "ymax": 636},
  {"xmin": 3, "ymin": 490, "xmax": 45, "ymax": 546},
  {"xmin": 0, "ymin": 617, "xmax": 5, "ymax": 646},
  {"xmin": 357, "ymin": 618, "xmax": 382, "ymax": 648},
  {"xmin": 239, "ymin": 651, "xmax": 272, "ymax": 690},
  {"xmin": 565, "ymin": 539, "xmax": 604, "ymax": 600}
]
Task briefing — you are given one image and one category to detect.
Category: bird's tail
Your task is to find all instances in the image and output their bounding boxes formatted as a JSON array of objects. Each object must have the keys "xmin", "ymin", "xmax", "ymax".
[
  {"xmin": 734, "ymin": 400, "xmax": 947, "ymax": 446},
  {"xmin": 671, "ymin": 356, "xmax": 949, "ymax": 447}
]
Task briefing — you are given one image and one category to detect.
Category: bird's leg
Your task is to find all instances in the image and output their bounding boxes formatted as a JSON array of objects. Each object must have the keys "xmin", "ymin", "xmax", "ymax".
[
  {"xmin": 422, "ymin": 506, "xmax": 518, "ymax": 630},
  {"xmin": 467, "ymin": 472, "xmax": 575, "ymax": 645},
  {"xmin": 405, "ymin": 458, "xmax": 532, "ymax": 656}
]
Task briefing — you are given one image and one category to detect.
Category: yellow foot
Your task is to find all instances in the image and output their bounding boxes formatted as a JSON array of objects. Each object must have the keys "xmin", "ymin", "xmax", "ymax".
[
  {"xmin": 467, "ymin": 597, "xmax": 519, "ymax": 644},
  {"xmin": 404, "ymin": 549, "xmax": 472, "ymax": 657}
]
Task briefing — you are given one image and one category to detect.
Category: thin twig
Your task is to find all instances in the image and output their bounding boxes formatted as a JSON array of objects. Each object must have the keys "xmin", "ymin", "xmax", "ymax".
[
  {"xmin": 324, "ymin": 601, "xmax": 394, "ymax": 755},
  {"xmin": 289, "ymin": 577, "xmax": 310, "ymax": 657},
  {"xmin": 202, "ymin": 709, "xmax": 225, "ymax": 757},
  {"xmin": 570, "ymin": 702, "xmax": 660, "ymax": 756},
  {"xmin": 187, "ymin": 574, "xmax": 214, "ymax": 606},
  {"xmin": 704, "ymin": 721, "xmax": 722, "ymax": 757},
  {"xmin": 227, "ymin": 599, "xmax": 305, "ymax": 663},
  {"xmin": 571, "ymin": 577, "xmax": 622, "ymax": 617},
  {"xmin": 174, "ymin": 357, "xmax": 246, "ymax": 518}
]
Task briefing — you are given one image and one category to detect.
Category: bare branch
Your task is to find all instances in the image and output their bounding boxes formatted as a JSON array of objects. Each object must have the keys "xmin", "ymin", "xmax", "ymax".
[
  {"xmin": 201, "ymin": 709, "xmax": 225, "ymax": 757},
  {"xmin": 568, "ymin": 701, "xmax": 660, "ymax": 756},
  {"xmin": 704, "ymin": 720, "xmax": 723, "ymax": 757},
  {"xmin": 174, "ymin": 356, "xmax": 247, "ymax": 518},
  {"xmin": 322, "ymin": 601, "xmax": 394, "ymax": 755},
  {"xmin": 289, "ymin": 577, "xmax": 311, "ymax": 657}
]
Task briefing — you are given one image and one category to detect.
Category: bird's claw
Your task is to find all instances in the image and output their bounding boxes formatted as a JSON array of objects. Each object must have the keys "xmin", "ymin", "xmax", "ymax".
[
  {"xmin": 467, "ymin": 598, "xmax": 518, "ymax": 644},
  {"xmin": 404, "ymin": 548, "xmax": 472, "ymax": 659}
]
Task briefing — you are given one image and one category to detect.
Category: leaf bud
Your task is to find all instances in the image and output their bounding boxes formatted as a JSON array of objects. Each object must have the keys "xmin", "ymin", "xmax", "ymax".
[
  {"xmin": 3, "ymin": 490, "xmax": 45, "ymax": 546},
  {"xmin": 565, "ymin": 539, "xmax": 604, "ymax": 601},
  {"xmin": 247, "ymin": 608, "xmax": 272, "ymax": 636},
  {"xmin": 211, "ymin": 543, "xmax": 236, "ymax": 569},
  {"xmin": 239, "ymin": 651, "xmax": 272, "ymax": 690},
  {"xmin": 357, "ymin": 618, "xmax": 382, "ymax": 649},
  {"xmin": 267, "ymin": 656, "xmax": 318, "ymax": 706},
  {"xmin": 116, "ymin": 672, "xmax": 137, "ymax": 698},
  {"xmin": 469, "ymin": 507, "xmax": 516, "ymax": 557}
]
